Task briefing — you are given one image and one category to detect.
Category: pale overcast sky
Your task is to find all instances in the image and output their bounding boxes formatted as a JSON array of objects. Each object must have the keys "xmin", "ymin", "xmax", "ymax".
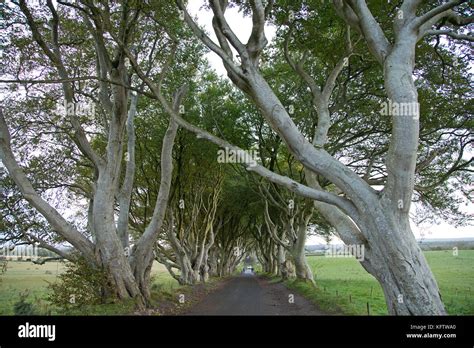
[{"xmin": 185, "ymin": 1, "xmax": 473, "ymax": 243}]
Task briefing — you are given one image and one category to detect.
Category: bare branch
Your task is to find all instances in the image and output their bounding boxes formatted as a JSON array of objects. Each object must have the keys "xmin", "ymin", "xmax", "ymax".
[
  {"xmin": 334, "ymin": 0, "xmax": 392, "ymax": 68},
  {"xmin": 413, "ymin": 0, "xmax": 467, "ymax": 29},
  {"xmin": 0, "ymin": 77, "xmax": 155, "ymax": 99},
  {"xmin": 24, "ymin": 234, "xmax": 75, "ymax": 263},
  {"xmin": 422, "ymin": 29, "xmax": 474, "ymax": 42},
  {"xmin": 0, "ymin": 109, "xmax": 95, "ymax": 262},
  {"xmin": 175, "ymin": 0, "xmax": 242, "ymax": 76},
  {"xmin": 246, "ymin": 0, "xmax": 269, "ymax": 65},
  {"xmin": 342, "ymin": 0, "xmax": 391, "ymax": 65},
  {"xmin": 209, "ymin": 0, "xmax": 247, "ymax": 57},
  {"xmin": 117, "ymin": 93, "xmax": 138, "ymax": 248}
]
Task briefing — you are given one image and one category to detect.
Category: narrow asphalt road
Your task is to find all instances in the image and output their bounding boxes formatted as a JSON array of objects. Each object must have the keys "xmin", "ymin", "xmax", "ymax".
[{"xmin": 184, "ymin": 274, "xmax": 326, "ymax": 315}]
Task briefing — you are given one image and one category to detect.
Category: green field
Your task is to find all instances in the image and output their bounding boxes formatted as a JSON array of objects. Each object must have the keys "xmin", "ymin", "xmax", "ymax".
[
  {"xmin": 286, "ymin": 250, "xmax": 474, "ymax": 315},
  {"xmin": 1, "ymin": 250, "xmax": 473, "ymax": 315},
  {"xmin": 0, "ymin": 261, "xmax": 64, "ymax": 315},
  {"xmin": 0, "ymin": 261, "xmax": 178, "ymax": 315}
]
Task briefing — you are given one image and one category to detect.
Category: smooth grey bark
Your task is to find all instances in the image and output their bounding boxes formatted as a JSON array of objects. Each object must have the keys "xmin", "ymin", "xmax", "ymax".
[
  {"xmin": 208, "ymin": 248, "xmax": 219, "ymax": 276},
  {"xmin": 89, "ymin": 60, "xmax": 144, "ymax": 303},
  {"xmin": 128, "ymin": 86, "xmax": 184, "ymax": 301},
  {"xmin": 277, "ymin": 244, "xmax": 286, "ymax": 277},
  {"xmin": 260, "ymin": 184, "xmax": 314, "ymax": 283},
  {"xmin": 290, "ymin": 219, "xmax": 314, "ymax": 282},
  {"xmin": 117, "ymin": 93, "xmax": 138, "ymax": 249}
]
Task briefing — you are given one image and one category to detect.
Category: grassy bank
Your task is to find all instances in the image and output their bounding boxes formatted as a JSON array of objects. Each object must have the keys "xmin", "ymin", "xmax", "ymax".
[
  {"xmin": 0, "ymin": 261, "xmax": 179, "ymax": 315},
  {"xmin": 285, "ymin": 250, "xmax": 474, "ymax": 315}
]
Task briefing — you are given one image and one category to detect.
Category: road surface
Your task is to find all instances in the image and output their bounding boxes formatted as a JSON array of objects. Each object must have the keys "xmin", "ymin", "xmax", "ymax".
[{"xmin": 184, "ymin": 274, "xmax": 326, "ymax": 315}]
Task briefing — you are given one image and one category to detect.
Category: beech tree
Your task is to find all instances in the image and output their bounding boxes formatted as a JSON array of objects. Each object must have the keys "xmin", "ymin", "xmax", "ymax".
[{"xmin": 0, "ymin": 0, "xmax": 194, "ymax": 306}]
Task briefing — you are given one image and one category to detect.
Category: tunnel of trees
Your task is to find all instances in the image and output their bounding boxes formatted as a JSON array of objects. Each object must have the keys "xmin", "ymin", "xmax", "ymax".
[{"xmin": 0, "ymin": 0, "xmax": 472, "ymax": 315}]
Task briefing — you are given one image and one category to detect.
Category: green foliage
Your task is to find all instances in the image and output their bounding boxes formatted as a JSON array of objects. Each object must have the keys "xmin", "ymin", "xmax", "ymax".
[
  {"xmin": 46, "ymin": 258, "xmax": 111, "ymax": 310},
  {"xmin": 13, "ymin": 290, "xmax": 36, "ymax": 316},
  {"xmin": 0, "ymin": 260, "xmax": 7, "ymax": 287},
  {"xmin": 0, "ymin": 260, "xmax": 6, "ymax": 275}
]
